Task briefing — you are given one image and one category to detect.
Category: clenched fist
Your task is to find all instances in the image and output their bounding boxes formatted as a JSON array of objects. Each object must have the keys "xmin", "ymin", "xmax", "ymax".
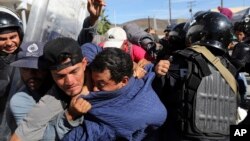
[{"xmin": 66, "ymin": 95, "xmax": 92, "ymax": 121}]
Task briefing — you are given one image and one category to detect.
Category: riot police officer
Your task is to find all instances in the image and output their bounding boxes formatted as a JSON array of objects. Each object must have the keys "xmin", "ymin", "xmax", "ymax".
[
  {"xmin": 155, "ymin": 11, "xmax": 238, "ymax": 141},
  {"xmin": 0, "ymin": 6, "xmax": 24, "ymax": 141}
]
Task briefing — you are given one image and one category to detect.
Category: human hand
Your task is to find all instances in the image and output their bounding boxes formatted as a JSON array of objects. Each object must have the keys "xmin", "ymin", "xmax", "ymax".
[
  {"xmin": 155, "ymin": 60, "xmax": 170, "ymax": 76},
  {"xmin": 137, "ymin": 58, "xmax": 151, "ymax": 68},
  {"xmin": 228, "ymin": 41, "xmax": 236, "ymax": 49},
  {"xmin": 133, "ymin": 64, "xmax": 147, "ymax": 79},
  {"xmin": 87, "ymin": 0, "xmax": 106, "ymax": 24},
  {"xmin": 66, "ymin": 95, "xmax": 92, "ymax": 121}
]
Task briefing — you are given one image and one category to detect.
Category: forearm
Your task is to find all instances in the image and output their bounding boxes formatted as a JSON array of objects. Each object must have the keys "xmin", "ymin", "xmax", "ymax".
[
  {"xmin": 56, "ymin": 110, "xmax": 84, "ymax": 139},
  {"xmin": 14, "ymin": 93, "xmax": 64, "ymax": 141},
  {"xmin": 77, "ymin": 16, "xmax": 98, "ymax": 45}
]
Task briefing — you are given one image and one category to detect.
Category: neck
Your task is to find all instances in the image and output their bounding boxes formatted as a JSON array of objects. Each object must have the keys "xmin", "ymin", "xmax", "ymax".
[{"xmin": 81, "ymin": 85, "xmax": 90, "ymax": 96}]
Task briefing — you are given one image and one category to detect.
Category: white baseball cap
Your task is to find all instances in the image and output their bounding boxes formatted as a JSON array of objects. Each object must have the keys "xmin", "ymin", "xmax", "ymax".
[{"xmin": 103, "ymin": 27, "xmax": 127, "ymax": 48}]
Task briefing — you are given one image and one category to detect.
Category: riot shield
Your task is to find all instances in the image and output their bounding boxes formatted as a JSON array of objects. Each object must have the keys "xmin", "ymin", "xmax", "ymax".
[{"xmin": 23, "ymin": 0, "xmax": 88, "ymax": 42}]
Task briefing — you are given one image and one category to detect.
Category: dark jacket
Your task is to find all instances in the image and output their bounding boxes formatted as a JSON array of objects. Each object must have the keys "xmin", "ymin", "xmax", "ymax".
[
  {"xmin": 77, "ymin": 16, "xmax": 98, "ymax": 46},
  {"xmin": 0, "ymin": 53, "xmax": 23, "ymax": 141}
]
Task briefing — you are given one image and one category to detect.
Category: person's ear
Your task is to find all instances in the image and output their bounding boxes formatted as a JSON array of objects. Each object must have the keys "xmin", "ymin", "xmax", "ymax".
[
  {"xmin": 120, "ymin": 76, "xmax": 129, "ymax": 87},
  {"xmin": 81, "ymin": 57, "xmax": 88, "ymax": 69},
  {"xmin": 122, "ymin": 40, "xmax": 129, "ymax": 52}
]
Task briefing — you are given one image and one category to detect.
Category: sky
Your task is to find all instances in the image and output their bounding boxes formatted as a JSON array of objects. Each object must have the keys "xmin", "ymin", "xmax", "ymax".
[{"xmin": 104, "ymin": 0, "xmax": 249, "ymax": 24}]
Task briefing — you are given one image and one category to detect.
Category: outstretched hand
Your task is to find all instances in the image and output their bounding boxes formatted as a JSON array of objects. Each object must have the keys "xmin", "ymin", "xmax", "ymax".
[{"xmin": 88, "ymin": 0, "xmax": 106, "ymax": 25}]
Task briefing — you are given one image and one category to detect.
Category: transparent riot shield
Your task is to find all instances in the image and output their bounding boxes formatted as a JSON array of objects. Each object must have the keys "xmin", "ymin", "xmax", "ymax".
[{"xmin": 23, "ymin": 0, "xmax": 88, "ymax": 42}]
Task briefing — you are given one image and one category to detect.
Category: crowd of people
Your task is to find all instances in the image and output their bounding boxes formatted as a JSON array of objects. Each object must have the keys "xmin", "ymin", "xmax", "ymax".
[{"xmin": 1, "ymin": 0, "xmax": 250, "ymax": 141}]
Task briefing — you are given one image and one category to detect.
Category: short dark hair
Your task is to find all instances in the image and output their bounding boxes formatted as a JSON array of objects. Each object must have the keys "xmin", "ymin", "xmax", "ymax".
[
  {"xmin": 233, "ymin": 22, "xmax": 245, "ymax": 33},
  {"xmin": 90, "ymin": 48, "xmax": 133, "ymax": 83}
]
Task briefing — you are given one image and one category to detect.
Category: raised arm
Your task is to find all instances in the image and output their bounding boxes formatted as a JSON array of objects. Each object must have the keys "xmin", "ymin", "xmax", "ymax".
[{"xmin": 77, "ymin": 0, "xmax": 106, "ymax": 45}]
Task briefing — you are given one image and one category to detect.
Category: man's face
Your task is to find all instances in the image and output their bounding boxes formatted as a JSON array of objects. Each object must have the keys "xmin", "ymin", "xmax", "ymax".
[
  {"xmin": 20, "ymin": 68, "xmax": 49, "ymax": 92},
  {"xmin": 51, "ymin": 60, "xmax": 86, "ymax": 97},
  {"xmin": 0, "ymin": 31, "xmax": 20, "ymax": 54},
  {"xmin": 235, "ymin": 31, "xmax": 245, "ymax": 42},
  {"xmin": 92, "ymin": 69, "xmax": 125, "ymax": 91}
]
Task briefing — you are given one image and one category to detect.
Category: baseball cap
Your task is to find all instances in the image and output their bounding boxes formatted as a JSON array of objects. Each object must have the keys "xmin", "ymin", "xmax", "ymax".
[
  {"xmin": 103, "ymin": 27, "xmax": 127, "ymax": 48},
  {"xmin": 10, "ymin": 41, "xmax": 46, "ymax": 69},
  {"xmin": 43, "ymin": 37, "xmax": 83, "ymax": 70},
  {"xmin": 80, "ymin": 43, "xmax": 103, "ymax": 65}
]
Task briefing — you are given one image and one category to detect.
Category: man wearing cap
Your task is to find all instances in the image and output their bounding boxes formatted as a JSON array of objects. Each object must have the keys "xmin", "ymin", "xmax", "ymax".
[
  {"xmin": 10, "ymin": 38, "xmax": 92, "ymax": 141},
  {"xmin": 8, "ymin": 41, "xmax": 53, "ymax": 131},
  {"xmin": 102, "ymin": 27, "xmax": 152, "ymax": 79},
  {"xmin": 102, "ymin": 26, "xmax": 151, "ymax": 63}
]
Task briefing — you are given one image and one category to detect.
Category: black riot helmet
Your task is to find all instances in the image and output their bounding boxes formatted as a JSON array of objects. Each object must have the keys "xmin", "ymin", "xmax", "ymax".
[
  {"xmin": 186, "ymin": 11, "xmax": 233, "ymax": 53},
  {"xmin": 231, "ymin": 42, "xmax": 250, "ymax": 71},
  {"xmin": 239, "ymin": 15, "xmax": 250, "ymax": 37},
  {"xmin": 169, "ymin": 22, "xmax": 186, "ymax": 43},
  {"xmin": 183, "ymin": 11, "xmax": 206, "ymax": 33},
  {"xmin": 0, "ymin": 6, "xmax": 24, "ymax": 40},
  {"xmin": 168, "ymin": 22, "xmax": 187, "ymax": 50}
]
